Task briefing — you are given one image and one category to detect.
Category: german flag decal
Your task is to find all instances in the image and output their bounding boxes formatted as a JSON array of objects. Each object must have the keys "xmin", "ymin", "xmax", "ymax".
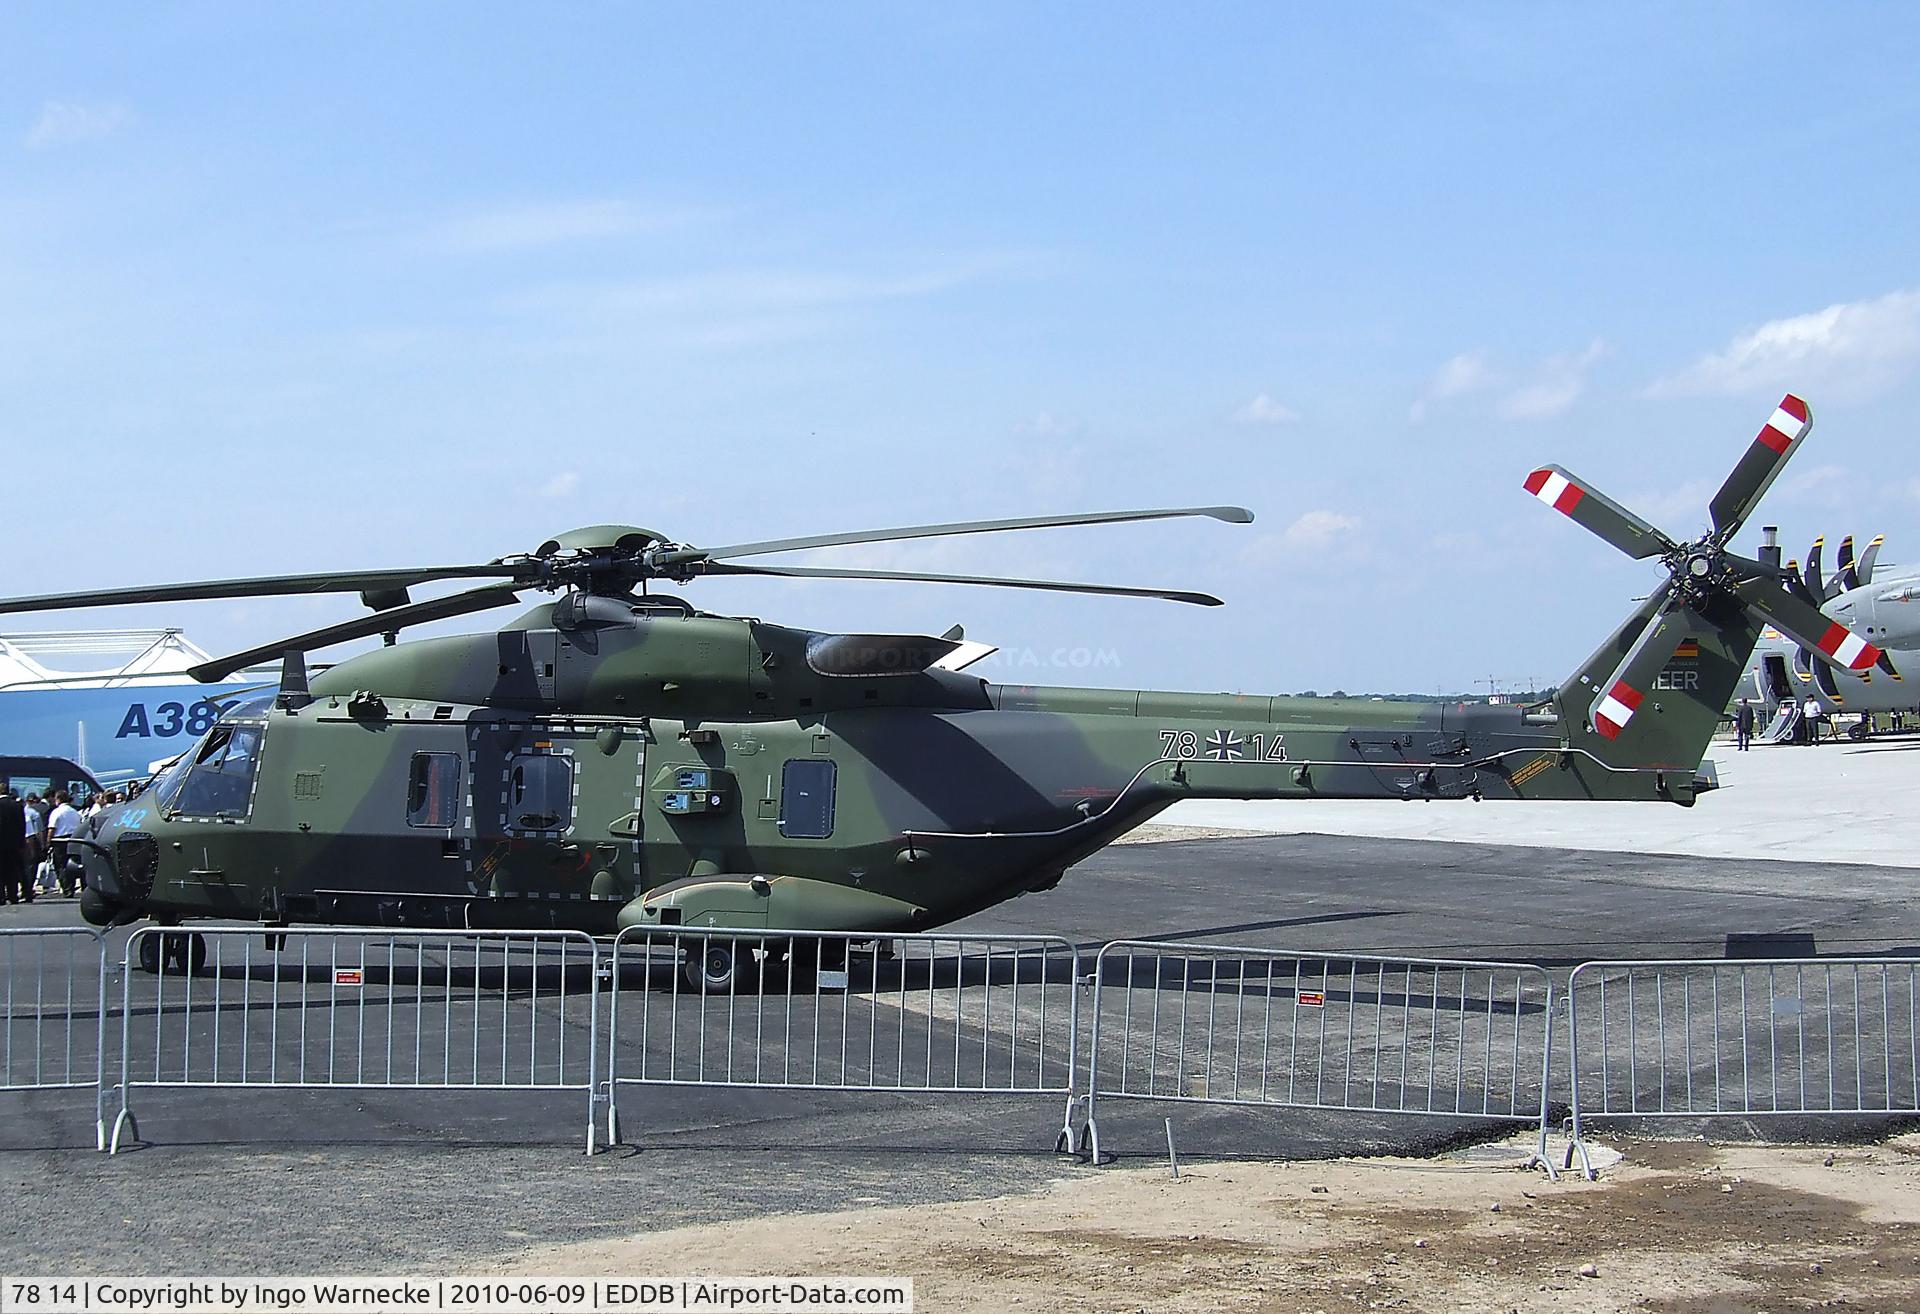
[{"xmin": 1673, "ymin": 640, "xmax": 1701, "ymax": 659}]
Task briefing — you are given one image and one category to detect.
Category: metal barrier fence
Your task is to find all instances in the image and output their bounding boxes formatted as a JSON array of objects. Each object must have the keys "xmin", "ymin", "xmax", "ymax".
[
  {"xmin": 0, "ymin": 916, "xmax": 1910, "ymax": 1168},
  {"xmin": 1081, "ymin": 941, "xmax": 1557, "ymax": 1171},
  {"xmin": 0, "ymin": 927, "xmax": 111, "ymax": 1149},
  {"xmin": 1566, "ymin": 958, "xmax": 1920, "ymax": 1178},
  {"xmin": 605, "ymin": 928, "xmax": 1082, "ymax": 1150},
  {"xmin": 109, "ymin": 927, "xmax": 602, "ymax": 1154}
]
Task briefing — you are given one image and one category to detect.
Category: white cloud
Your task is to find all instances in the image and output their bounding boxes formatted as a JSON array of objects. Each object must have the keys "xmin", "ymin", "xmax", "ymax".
[
  {"xmin": 500, "ymin": 253, "xmax": 1042, "ymax": 351},
  {"xmin": 1016, "ymin": 411, "xmax": 1081, "ymax": 438},
  {"xmin": 997, "ymin": 441, "xmax": 1088, "ymax": 501},
  {"xmin": 1281, "ymin": 510, "xmax": 1361, "ymax": 549},
  {"xmin": 1645, "ymin": 290, "xmax": 1920, "ymax": 401},
  {"xmin": 1238, "ymin": 510, "xmax": 1364, "ymax": 571},
  {"xmin": 1432, "ymin": 353, "xmax": 1495, "ymax": 397},
  {"xmin": 538, "ymin": 471, "xmax": 580, "ymax": 498},
  {"xmin": 23, "ymin": 100, "xmax": 127, "ymax": 150},
  {"xmin": 1409, "ymin": 353, "xmax": 1493, "ymax": 421},
  {"xmin": 513, "ymin": 258, "xmax": 1025, "ymax": 319},
  {"xmin": 1774, "ymin": 462, "xmax": 1851, "ymax": 508},
  {"xmin": 1496, "ymin": 340, "xmax": 1609, "ymax": 420},
  {"xmin": 1231, "ymin": 393, "xmax": 1300, "ymax": 425},
  {"xmin": 1617, "ymin": 476, "xmax": 1719, "ymax": 536},
  {"xmin": 438, "ymin": 199, "xmax": 720, "ymax": 253},
  {"xmin": 1412, "ymin": 342, "xmax": 1605, "ymax": 422}
]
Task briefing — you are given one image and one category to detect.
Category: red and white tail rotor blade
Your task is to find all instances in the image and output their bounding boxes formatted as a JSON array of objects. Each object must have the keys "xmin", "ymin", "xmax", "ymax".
[
  {"xmin": 1523, "ymin": 466, "xmax": 1676, "ymax": 560},
  {"xmin": 1708, "ymin": 394, "xmax": 1812, "ymax": 542},
  {"xmin": 1734, "ymin": 577, "xmax": 1882, "ymax": 673},
  {"xmin": 1585, "ymin": 588, "xmax": 1702, "ymax": 742}
]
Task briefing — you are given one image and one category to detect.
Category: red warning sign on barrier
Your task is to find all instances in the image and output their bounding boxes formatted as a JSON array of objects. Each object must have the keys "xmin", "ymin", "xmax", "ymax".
[
  {"xmin": 1298, "ymin": 990, "xmax": 1325, "ymax": 1007},
  {"xmin": 334, "ymin": 968, "xmax": 364, "ymax": 987}
]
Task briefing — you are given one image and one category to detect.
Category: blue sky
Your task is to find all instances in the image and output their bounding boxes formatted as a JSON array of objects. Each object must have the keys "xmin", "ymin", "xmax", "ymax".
[{"xmin": 5, "ymin": 5, "xmax": 1919, "ymax": 694}]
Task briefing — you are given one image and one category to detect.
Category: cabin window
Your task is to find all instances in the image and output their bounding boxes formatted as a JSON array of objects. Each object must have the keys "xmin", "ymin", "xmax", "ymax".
[
  {"xmin": 508, "ymin": 754, "xmax": 572, "ymax": 831},
  {"xmin": 406, "ymin": 753, "xmax": 462, "ymax": 828},
  {"xmin": 778, "ymin": 759, "xmax": 836, "ymax": 839},
  {"xmin": 171, "ymin": 724, "xmax": 264, "ymax": 819}
]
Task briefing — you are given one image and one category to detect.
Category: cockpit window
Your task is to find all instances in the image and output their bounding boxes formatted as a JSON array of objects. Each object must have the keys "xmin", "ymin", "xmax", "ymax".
[
  {"xmin": 221, "ymin": 691, "xmax": 278, "ymax": 718},
  {"xmin": 149, "ymin": 752, "xmax": 194, "ymax": 812},
  {"xmin": 171, "ymin": 725, "xmax": 264, "ymax": 819}
]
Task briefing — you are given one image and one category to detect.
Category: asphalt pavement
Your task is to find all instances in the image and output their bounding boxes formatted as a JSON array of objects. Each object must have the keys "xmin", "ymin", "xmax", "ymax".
[{"xmin": 1, "ymin": 829, "xmax": 1917, "ymax": 1274}]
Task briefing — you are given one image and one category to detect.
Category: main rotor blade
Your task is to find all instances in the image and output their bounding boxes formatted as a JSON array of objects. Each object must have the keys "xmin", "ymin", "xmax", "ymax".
[
  {"xmin": 689, "ymin": 506, "xmax": 1255, "ymax": 564},
  {"xmin": 1522, "ymin": 466, "xmax": 1676, "ymax": 559},
  {"xmin": 1586, "ymin": 584, "xmax": 1699, "ymax": 741},
  {"xmin": 701, "ymin": 562, "xmax": 1225, "ymax": 606},
  {"xmin": 1735, "ymin": 577, "xmax": 1882, "ymax": 673},
  {"xmin": 187, "ymin": 584, "xmax": 528, "ymax": 682},
  {"xmin": 1709, "ymin": 394, "xmax": 1812, "ymax": 542},
  {"xmin": 0, "ymin": 565, "xmax": 527, "ymax": 617}
]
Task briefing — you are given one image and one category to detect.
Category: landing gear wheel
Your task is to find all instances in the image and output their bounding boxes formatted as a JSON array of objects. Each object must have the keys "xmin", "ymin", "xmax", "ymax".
[
  {"xmin": 681, "ymin": 939, "xmax": 756, "ymax": 994},
  {"xmin": 136, "ymin": 933, "xmax": 161, "ymax": 975},
  {"xmin": 151, "ymin": 931, "xmax": 207, "ymax": 975}
]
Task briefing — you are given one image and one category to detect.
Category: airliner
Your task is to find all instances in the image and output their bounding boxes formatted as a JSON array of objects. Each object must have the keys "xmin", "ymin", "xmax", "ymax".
[{"xmin": 0, "ymin": 629, "xmax": 273, "ymax": 783}]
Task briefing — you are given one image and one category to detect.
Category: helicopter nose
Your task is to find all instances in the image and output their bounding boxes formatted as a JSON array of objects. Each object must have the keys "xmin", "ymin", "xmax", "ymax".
[{"xmin": 75, "ymin": 829, "xmax": 139, "ymax": 928}]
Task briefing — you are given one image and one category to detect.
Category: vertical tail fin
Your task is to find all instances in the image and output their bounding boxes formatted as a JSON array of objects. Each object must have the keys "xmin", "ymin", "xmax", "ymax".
[{"xmin": 1555, "ymin": 590, "xmax": 1761, "ymax": 771}]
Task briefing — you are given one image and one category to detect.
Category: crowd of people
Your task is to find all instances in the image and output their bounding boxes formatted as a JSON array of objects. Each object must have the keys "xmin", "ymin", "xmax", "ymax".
[{"xmin": 0, "ymin": 785, "xmax": 138, "ymax": 905}]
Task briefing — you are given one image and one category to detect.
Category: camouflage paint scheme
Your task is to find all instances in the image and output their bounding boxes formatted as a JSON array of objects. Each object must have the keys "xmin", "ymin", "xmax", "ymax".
[{"xmin": 76, "ymin": 583, "xmax": 1753, "ymax": 942}]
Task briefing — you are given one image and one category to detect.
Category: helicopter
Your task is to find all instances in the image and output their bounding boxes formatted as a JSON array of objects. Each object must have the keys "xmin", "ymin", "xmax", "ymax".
[{"xmin": 0, "ymin": 393, "xmax": 1883, "ymax": 990}]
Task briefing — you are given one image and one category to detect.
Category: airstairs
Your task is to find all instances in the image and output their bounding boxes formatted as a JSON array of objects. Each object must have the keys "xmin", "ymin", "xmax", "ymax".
[{"xmin": 1760, "ymin": 702, "xmax": 1801, "ymax": 744}]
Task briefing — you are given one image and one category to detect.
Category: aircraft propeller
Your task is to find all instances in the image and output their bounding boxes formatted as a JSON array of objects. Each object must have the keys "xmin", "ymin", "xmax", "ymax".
[
  {"xmin": 1526, "ymin": 394, "xmax": 1880, "ymax": 741},
  {"xmin": 1804, "ymin": 535, "xmax": 1827, "ymax": 601},
  {"xmin": 1859, "ymin": 535, "xmax": 1885, "ymax": 588},
  {"xmin": 1792, "ymin": 532, "xmax": 1904, "ymax": 690}
]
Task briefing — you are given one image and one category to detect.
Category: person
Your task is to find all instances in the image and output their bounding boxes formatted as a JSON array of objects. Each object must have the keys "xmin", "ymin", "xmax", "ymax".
[
  {"xmin": 45, "ymin": 791, "xmax": 83, "ymax": 898},
  {"xmin": 0, "ymin": 786, "xmax": 26, "ymax": 905},
  {"xmin": 87, "ymin": 791, "xmax": 122, "ymax": 837},
  {"xmin": 1735, "ymin": 698, "xmax": 1755, "ymax": 752},
  {"xmin": 1805, "ymin": 698, "xmax": 1824, "ymax": 745},
  {"xmin": 22, "ymin": 794, "xmax": 49, "ymax": 894}
]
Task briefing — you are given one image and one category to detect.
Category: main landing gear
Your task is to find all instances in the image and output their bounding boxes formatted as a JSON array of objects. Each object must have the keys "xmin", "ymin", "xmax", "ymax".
[
  {"xmin": 134, "ymin": 929, "xmax": 208, "ymax": 975},
  {"xmin": 677, "ymin": 936, "xmax": 852, "ymax": 993}
]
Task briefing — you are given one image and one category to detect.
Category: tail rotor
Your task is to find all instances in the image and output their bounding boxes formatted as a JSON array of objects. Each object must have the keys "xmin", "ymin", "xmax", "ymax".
[{"xmin": 1528, "ymin": 394, "xmax": 1881, "ymax": 752}]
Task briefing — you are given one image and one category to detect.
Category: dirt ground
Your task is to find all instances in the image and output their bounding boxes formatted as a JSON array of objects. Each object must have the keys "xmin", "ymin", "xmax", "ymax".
[{"xmin": 506, "ymin": 1133, "xmax": 1920, "ymax": 1312}]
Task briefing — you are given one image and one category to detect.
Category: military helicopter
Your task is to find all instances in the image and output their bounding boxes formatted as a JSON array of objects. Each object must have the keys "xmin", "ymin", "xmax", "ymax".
[{"xmin": 0, "ymin": 393, "xmax": 1883, "ymax": 989}]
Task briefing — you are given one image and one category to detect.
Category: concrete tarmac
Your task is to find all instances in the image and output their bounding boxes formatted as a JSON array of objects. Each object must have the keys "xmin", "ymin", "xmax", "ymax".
[
  {"xmin": 1162, "ymin": 731, "xmax": 1920, "ymax": 868},
  {"xmin": 1, "ymin": 813, "xmax": 1916, "ymax": 1274}
]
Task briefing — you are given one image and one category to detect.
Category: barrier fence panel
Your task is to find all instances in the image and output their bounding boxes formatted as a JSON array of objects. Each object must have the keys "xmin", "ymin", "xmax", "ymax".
[
  {"xmin": 1566, "ymin": 958, "xmax": 1920, "ymax": 1178},
  {"xmin": 605, "ymin": 929, "xmax": 1081, "ymax": 1149},
  {"xmin": 1083, "ymin": 941, "xmax": 1556, "ymax": 1169},
  {"xmin": 111, "ymin": 927, "xmax": 601, "ymax": 1154},
  {"xmin": 0, "ymin": 927, "xmax": 111, "ymax": 1149}
]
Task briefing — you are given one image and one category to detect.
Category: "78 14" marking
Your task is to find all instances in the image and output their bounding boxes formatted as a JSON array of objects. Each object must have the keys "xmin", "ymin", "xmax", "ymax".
[{"xmin": 1159, "ymin": 728, "xmax": 1288, "ymax": 762}]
